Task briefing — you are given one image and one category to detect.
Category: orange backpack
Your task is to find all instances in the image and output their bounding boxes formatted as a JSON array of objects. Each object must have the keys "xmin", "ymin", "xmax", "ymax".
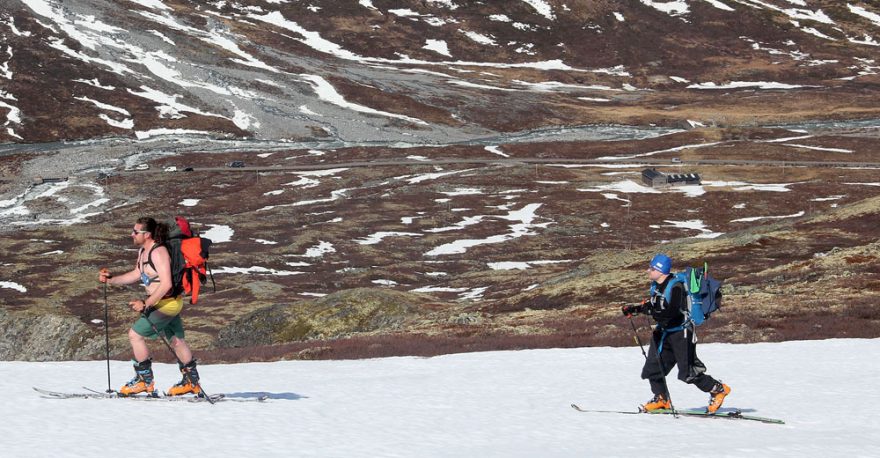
[{"xmin": 164, "ymin": 216, "xmax": 214, "ymax": 304}]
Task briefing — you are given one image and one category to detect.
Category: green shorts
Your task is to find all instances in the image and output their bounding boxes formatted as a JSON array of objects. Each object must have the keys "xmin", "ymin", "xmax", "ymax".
[{"xmin": 132, "ymin": 310, "xmax": 185, "ymax": 340}]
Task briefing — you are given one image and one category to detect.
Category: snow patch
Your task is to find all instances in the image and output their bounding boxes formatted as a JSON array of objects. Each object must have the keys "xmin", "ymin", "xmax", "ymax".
[
  {"xmin": 782, "ymin": 144, "xmax": 853, "ymax": 153},
  {"xmin": 640, "ymin": 1, "xmax": 689, "ymax": 17},
  {"xmin": 300, "ymin": 241, "xmax": 336, "ymax": 258},
  {"xmin": 650, "ymin": 220, "xmax": 723, "ymax": 239},
  {"xmin": 848, "ymin": 4, "xmax": 880, "ymax": 27},
  {"xmin": 485, "ymin": 146, "xmax": 509, "ymax": 158},
  {"xmin": 212, "ymin": 266, "xmax": 303, "ymax": 276},
  {"xmin": 72, "ymin": 78, "xmax": 114, "ymax": 90},
  {"xmin": 359, "ymin": 0, "xmax": 378, "ymax": 11},
  {"xmin": 423, "ymin": 39, "xmax": 451, "ymax": 57},
  {"xmin": 201, "ymin": 224, "xmax": 234, "ymax": 243},
  {"xmin": 460, "ymin": 30, "xmax": 497, "ymax": 46},
  {"xmin": 425, "ymin": 203, "xmax": 550, "ymax": 256},
  {"xmin": 355, "ymin": 232, "xmax": 422, "ymax": 245},
  {"xmin": 731, "ymin": 211, "xmax": 805, "ymax": 223},
  {"xmin": 0, "ymin": 281, "xmax": 27, "ymax": 292},
  {"xmin": 520, "ymin": 0, "xmax": 555, "ymax": 20},
  {"xmin": 688, "ymin": 81, "xmax": 816, "ymax": 89},
  {"xmin": 125, "ymin": 0, "xmax": 172, "ymax": 11},
  {"xmin": 299, "ymin": 73, "xmax": 427, "ymax": 125},
  {"xmin": 703, "ymin": 0, "xmax": 734, "ymax": 12}
]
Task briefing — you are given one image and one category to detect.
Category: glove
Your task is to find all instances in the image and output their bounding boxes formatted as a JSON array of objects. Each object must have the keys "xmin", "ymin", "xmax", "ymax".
[
  {"xmin": 640, "ymin": 297, "xmax": 657, "ymax": 314},
  {"xmin": 621, "ymin": 304, "xmax": 643, "ymax": 317}
]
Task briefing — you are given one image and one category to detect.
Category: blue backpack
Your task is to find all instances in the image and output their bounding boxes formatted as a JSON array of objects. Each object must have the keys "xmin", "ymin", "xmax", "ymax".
[{"xmin": 652, "ymin": 262, "xmax": 723, "ymax": 326}]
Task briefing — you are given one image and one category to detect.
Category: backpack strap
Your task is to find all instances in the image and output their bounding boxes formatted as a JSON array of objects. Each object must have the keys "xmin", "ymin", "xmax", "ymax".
[
  {"xmin": 138, "ymin": 245, "xmax": 160, "ymax": 282},
  {"xmin": 656, "ymin": 320, "xmax": 697, "ymax": 353},
  {"xmin": 145, "ymin": 244, "xmax": 158, "ymax": 272},
  {"xmin": 651, "ymin": 272, "xmax": 693, "ymax": 344},
  {"xmin": 144, "ymin": 243, "xmax": 180, "ymax": 298},
  {"xmin": 657, "ymin": 325, "xmax": 684, "ymax": 354},
  {"xmin": 661, "ymin": 273, "xmax": 688, "ymax": 306}
]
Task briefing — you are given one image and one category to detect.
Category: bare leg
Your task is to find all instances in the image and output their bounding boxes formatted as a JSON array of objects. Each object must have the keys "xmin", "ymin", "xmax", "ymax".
[
  {"xmin": 128, "ymin": 328, "xmax": 150, "ymax": 362},
  {"xmin": 170, "ymin": 336, "xmax": 193, "ymax": 364}
]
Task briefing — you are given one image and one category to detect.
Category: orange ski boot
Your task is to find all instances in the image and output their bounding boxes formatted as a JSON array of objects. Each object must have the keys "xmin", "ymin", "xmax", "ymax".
[
  {"xmin": 640, "ymin": 393, "xmax": 671, "ymax": 412},
  {"xmin": 166, "ymin": 359, "xmax": 201, "ymax": 396},
  {"xmin": 119, "ymin": 359, "xmax": 155, "ymax": 396},
  {"xmin": 707, "ymin": 382, "xmax": 731, "ymax": 414}
]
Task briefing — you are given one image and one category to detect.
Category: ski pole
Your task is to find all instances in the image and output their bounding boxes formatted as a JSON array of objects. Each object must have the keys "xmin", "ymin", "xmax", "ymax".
[
  {"xmin": 628, "ymin": 315, "xmax": 647, "ymax": 359},
  {"xmin": 140, "ymin": 310, "xmax": 215, "ymax": 404},
  {"xmin": 629, "ymin": 315, "xmax": 677, "ymax": 416},
  {"xmin": 103, "ymin": 281, "xmax": 111, "ymax": 394},
  {"xmin": 651, "ymin": 332, "xmax": 677, "ymax": 417}
]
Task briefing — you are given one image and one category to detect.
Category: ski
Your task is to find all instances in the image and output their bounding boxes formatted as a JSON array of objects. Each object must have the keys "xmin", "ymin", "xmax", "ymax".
[
  {"xmin": 82, "ymin": 386, "xmax": 269, "ymax": 403},
  {"xmin": 84, "ymin": 386, "xmax": 269, "ymax": 402},
  {"xmin": 570, "ymin": 403, "xmax": 784, "ymax": 424},
  {"xmin": 35, "ymin": 387, "xmax": 206, "ymax": 402},
  {"xmin": 648, "ymin": 408, "xmax": 785, "ymax": 424},
  {"xmin": 34, "ymin": 387, "xmax": 268, "ymax": 403},
  {"xmin": 570, "ymin": 404, "xmax": 641, "ymax": 414},
  {"xmin": 82, "ymin": 386, "xmax": 228, "ymax": 402}
]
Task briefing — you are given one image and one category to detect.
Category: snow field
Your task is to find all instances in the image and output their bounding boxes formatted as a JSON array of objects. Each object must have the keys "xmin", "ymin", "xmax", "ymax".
[{"xmin": 2, "ymin": 339, "xmax": 879, "ymax": 457}]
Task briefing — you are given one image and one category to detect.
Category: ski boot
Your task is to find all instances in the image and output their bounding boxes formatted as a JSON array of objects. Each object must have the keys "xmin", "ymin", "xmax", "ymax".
[
  {"xmin": 166, "ymin": 359, "xmax": 201, "ymax": 396},
  {"xmin": 119, "ymin": 359, "xmax": 155, "ymax": 396},
  {"xmin": 640, "ymin": 393, "xmax": 671, "ymax": 412},
  {"xmin": 707, "ymin": 382, "xmax": 731, "ymax": 414}
]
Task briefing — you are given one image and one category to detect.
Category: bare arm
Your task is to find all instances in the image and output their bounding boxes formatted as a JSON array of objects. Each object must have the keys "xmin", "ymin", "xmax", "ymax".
[
  {"xmin": 103, "ymin": 268, "xmax": 140, "ymax": 286},
  {"xmin": 99, "ymin": 263, "xmax": 140, "ymax": 286}
]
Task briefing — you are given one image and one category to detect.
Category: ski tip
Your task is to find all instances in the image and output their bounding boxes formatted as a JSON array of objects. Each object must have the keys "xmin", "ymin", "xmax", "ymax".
[
  {"xmin": 33, "ymin": 387, "xmax": 67, "ymax": 396},
  {"xmin": 33, "ymin": 386, "xmax": 52, "ymax": 396}
]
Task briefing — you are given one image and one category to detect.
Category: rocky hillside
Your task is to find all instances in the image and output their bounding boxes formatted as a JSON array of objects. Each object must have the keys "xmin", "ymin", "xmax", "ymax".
[
  {"xmin": 2, "ymin": 0, "xmax": 879, "ymax": 143},
  {"xmin": 1, "ymin": 1, "xmax": 879, "ymax": 361}
]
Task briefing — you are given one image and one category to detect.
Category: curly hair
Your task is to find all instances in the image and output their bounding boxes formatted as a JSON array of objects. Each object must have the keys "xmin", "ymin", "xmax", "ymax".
[{"xmin": 135, "ymin": 217, "xmax": 169, "ymax": 244}]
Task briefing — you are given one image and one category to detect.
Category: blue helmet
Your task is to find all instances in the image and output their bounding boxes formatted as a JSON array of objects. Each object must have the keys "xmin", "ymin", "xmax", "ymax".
[{"xmin": 649, "ymin": 254, "xmax": 672, "ymax": 275}]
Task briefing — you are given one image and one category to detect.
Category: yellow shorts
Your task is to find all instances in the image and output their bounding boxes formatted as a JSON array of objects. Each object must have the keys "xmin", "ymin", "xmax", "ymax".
[{"xmin": 154, "ymin": 295, "xmax": 183, "ymax": 316}]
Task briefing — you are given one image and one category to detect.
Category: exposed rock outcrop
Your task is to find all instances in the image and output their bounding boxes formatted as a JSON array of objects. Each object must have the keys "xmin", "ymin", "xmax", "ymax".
[
  {"xmin": 0, "ymin": 308, "xmax": 103, "ymax": 361},
  {"xmin": 216, "ymin": 288, "xmax": 428, "ymax": 348}
]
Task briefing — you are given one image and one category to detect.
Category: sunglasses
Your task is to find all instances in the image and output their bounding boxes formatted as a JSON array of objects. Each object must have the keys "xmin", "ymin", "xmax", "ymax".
[{"xmin": 131, "ymin": 229, "xmax": 149, "ymax": 235}]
